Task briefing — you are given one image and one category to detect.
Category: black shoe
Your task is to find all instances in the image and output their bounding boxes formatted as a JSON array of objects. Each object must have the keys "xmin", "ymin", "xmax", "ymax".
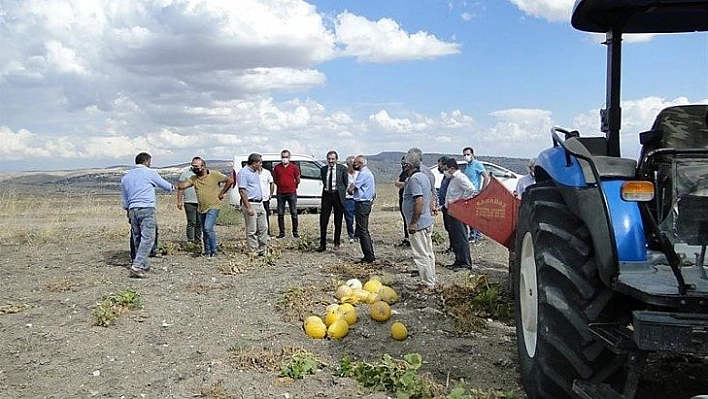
[
  {"xmin": 293, "ymin": 233, "xmax": 300, "ymax": 238},
  {"xmin": 356, "ymin": 257, "xmax": 375, "ymax": 264},
  {"xmin": 446, "ymin": 263, "xmax": 469, "ymax": 270},
  {"xmin": 395, "ymin": 239, "xmax": 410, "ymax": 247},
  {"xmin": 276, "ymin": 233, "xmax": 285, "ymax": 239},
  {"xmin": 315, "ymin": 246, "xmax": 326, "ymax": 252}
]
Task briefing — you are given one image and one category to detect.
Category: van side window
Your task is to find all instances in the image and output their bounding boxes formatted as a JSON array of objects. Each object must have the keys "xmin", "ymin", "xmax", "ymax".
[{"xmin": 299, "ymin": 161, "xmax": 321, "ymax": 179}]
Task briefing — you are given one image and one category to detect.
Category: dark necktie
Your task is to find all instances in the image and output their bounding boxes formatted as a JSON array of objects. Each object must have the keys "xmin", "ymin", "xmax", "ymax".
[{"xmin": 328, "ymin": 167, "xmax": 333, "ymax": 191}]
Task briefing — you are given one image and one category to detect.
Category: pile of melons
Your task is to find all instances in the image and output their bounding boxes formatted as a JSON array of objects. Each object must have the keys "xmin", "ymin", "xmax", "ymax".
[{"xmin": 302, "ymin": 276, "xmax": 408, "ymax": 341}]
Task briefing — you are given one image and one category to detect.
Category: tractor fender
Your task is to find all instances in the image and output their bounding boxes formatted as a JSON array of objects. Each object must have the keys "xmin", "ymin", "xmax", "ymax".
[{"xmin": 535, "ymin": 146, "xmax": 647, "ymax": 286}]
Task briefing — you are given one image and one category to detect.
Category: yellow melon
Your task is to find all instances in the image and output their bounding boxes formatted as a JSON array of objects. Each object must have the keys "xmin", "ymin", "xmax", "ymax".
[
  {"xmin": 304, "ymin": 319, "xmax": 327, "ymax": 339},
  {"xmin": 378, "ymin": 286, "xmax": 399, "ymax": 304},
  {"xmin": 324, "ymin": 308, "xmax": 343, "ymax": 326},
  {"xmin": 363, "ymin": 279, "xmax": 383, "ymax": 294},
  {"xmin": 304, "ymin": 315, "xmax": 323, "ymax": 327},
  {"xmin": 335, "ymin": 285, "xmax": 353, "ymax": 300},
  {"xmin": 369, "ymin": 300, "xmax": 392, "ymax": 322},
  {"xmin": 391, "ymin": 322, "xmax": 408, "ymax": 341},
  {"xmin": 352, "ymin": 288, "xmax": 370, "ymax": 302},
  {"xmin": 340, "ymin": 306, "xmax": 357, "ymax": 326},
  {"xmin": 365, "ymin": 292, "xmax": 381, "ymax": 305},
  {"xmin": 338, "ymin": 303, "xmax": 355, "ymax": 314},
  {"xmin": 327, "ymin": 319, "xmax": 349, "ymax": 339}
]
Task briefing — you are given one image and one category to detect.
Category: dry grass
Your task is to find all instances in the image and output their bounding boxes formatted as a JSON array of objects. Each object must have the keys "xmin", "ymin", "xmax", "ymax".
[
  {"xmin": 0, "ymin": 303, "xmax": 33, "ymax": 315},
  {"xmin": 275, "ymin": 285, "xmax": 333, "ymax": 322},
  {"xmin": 229, "ymin": 343, "xmax": 314, "ymax": 372}
]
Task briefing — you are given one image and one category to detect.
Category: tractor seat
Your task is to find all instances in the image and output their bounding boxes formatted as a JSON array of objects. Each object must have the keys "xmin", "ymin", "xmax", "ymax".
[{"xmin": 564, "ymin": 137, "xmax": 637, "ymax": 183}]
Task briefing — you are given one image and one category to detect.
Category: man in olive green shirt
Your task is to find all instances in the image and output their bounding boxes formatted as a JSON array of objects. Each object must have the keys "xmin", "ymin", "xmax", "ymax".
[{"xmin": 176, "ymin": 157, "xmax": 233, "ymax": 257}]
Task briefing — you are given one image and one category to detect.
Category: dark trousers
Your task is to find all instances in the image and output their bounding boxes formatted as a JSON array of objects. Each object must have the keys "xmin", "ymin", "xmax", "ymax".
[
  {"xmin": 447, "ymin": 212, "xmax": 472, "ymax": 266},
  {"xmin": 320, "ymin": 191, "xmax": 343, "ymax": 247},
  {"xmin": 344, "ymin": 198, "xmax": 356, "ymax": 238},
  {"xmin": 277, "ymin": 193, "xmax": 298, "ymax": 236},
  {"xmin": 264, "ymin": 199, "xmax": 272, "ymax": 235},
  {"xmin": 442, "ymin": 206, "xmax": 452, "ymax": 247},
  {"xmin": 130, "ymin": 225, "xmax": 158, "ymax": 261},
  {"xmin": 355, "ymin": 201, "xmax": 375, "ymax": 261},
  {"xmin": 184, "ymin": 202, "xmax": 202, "ymax": 243},
  {"xmin": 398, "ymin": 190, "xmax": 409, "ymax": 239}
]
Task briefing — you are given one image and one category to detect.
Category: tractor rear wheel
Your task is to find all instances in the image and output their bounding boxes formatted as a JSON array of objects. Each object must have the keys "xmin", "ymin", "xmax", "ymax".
[{"xmin": 514, "ymin": 183, "xmax": 626, "ymax": 398}]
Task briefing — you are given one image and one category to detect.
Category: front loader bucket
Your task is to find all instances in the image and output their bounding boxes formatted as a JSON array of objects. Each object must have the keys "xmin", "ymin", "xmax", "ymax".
[{"xmin": 447, "ymin": 177, "xmax": 521, "ymax": 250}]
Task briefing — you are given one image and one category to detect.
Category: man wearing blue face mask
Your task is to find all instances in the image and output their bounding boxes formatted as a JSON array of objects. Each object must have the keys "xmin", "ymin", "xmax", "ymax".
[
  {"xmin": 462, "ymin": 146, "xmax": 489, "ymax": 243},
  {"xmin": 444, "ymin": 158, "xmax": 476, "ymax": 270}
]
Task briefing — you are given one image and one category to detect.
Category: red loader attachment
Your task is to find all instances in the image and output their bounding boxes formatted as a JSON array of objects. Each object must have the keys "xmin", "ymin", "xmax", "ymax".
[{"xmin": 446, "ymin": 177, "xmax": 521, "ymax": 250}]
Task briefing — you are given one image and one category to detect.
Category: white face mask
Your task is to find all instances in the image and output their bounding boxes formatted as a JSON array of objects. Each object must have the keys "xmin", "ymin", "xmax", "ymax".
[
  {"xmin": 463, "ymin": 155, "xmax": 473, "ymax": 162},
  {"xmin": 281, "ymin": 157, "xmax": 290, "ymax": 164}
]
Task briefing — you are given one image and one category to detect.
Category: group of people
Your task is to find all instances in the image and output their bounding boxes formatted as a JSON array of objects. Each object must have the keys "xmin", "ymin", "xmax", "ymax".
[{"xmin": 120, "ymin": 147, "xmax": 536, "ymax": 288}]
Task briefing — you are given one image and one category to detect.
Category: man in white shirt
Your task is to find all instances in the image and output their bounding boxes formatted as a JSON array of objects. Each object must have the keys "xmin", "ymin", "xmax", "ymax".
[
  {"xmin": 258, "ymin": 165, "xmax": 275, "ymax": 236},
  {"xmin": 514, "ymin": 158, "xmax": 536, "ymax": 198},
  {"xmin": 444, "ymin": 158, "xmax": 476, "ymax": 269}
]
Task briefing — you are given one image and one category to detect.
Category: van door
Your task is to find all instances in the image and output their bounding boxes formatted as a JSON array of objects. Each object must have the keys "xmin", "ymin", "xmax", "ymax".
[{"xmin": 294, "ymin": 160, "xmax": 323, "ymax": 210}]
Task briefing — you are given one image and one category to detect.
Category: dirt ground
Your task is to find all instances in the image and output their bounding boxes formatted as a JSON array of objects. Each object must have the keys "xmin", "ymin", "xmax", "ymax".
[{"xmin": 0, "ymin": 183, "xmax": 706, "ymax": 399}]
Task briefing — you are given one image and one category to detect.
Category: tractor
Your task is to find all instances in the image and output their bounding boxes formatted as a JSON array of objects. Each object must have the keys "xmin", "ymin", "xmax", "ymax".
[{"xmin": 448, "ymin": 1, "xmax": 708, "ymax": 397}]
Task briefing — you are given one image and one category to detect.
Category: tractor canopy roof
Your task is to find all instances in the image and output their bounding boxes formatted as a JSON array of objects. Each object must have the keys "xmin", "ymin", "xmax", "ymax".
[
  {"xmin": 572, "ymin": 0, "xmax": 708, "ymax": 33},
  {"xmin": 649, "ymin": 105, "xmax": 708, "ymax": 149}
]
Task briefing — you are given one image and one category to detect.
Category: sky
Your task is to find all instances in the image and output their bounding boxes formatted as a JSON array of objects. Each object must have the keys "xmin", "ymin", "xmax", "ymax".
[{"xmin": 1, "ymin": 0, "xmax": 707, "ymax": 171}]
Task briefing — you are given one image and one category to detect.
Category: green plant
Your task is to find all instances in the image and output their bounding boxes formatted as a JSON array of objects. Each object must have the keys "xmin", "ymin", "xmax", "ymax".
[
  {"xmin": 297, "ymin": 233, "xmax": 316, "ymax": 252},
  {"xmin": 470, "ymin": 283, "xmax": 512, "ymax": 322},
  {"xmin": 216, "ymin": 206, "xmax": 242, "ymax": 226},
  {"xmin": 447, "ymin": 384, "xmax": 518, "ymax": 399},
  {"xmin": 337, "ymin": 353, "xmax": 443, "ymax": 398},
  {"xmin": 280, "ymin": 351, "xmax": 323, "ymax": 379},
  {"xmin": 93, "ymin": 289, "xmax": 142, "ymax": 327},
  {"xmin": 431, "ymin": 230, "xmax": 445, "ymax": 246}
]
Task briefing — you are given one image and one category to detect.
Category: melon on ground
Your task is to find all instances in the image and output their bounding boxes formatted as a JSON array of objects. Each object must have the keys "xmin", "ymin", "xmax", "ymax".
[{"xmin": 369, "ymin": 300, "xmax": 392, "ymax": 322}]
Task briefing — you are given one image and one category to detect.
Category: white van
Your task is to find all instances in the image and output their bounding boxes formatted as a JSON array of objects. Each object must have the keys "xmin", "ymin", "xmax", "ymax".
[
  {"xmin": 229, "ymin": 153, "xmax": 325, "ymax": 213},
  {"xmin": 429, "ymin": 160, "xmax": 521, "ymax": 193}
]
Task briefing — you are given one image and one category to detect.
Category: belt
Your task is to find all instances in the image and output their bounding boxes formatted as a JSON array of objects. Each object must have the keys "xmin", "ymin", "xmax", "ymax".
[
  {"xmin": 325, "ymin": 190, "xmax": 338, "ymax": 193},
  {"xmin": 248, "ymin": 199, "xmax": 262, "ymax": 203},
  {"xmin": 355, "ymin": 199, "xmax": 373, "ymax": 203}
]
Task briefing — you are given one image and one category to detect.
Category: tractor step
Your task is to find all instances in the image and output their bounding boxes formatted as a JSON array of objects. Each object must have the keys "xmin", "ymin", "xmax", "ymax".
[
  {"xmin": 588, "ymin": 323, "xmax": 637, "ymax": 352},
  {"xmin": 573, "ymin": 380, "xmax": 624, "ymax": 399}
]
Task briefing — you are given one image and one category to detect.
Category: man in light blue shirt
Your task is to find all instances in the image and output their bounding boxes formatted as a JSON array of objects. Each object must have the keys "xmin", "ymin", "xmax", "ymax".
[
  {"xmin": 347, "ymin": 155, "xmax": 376, "ymax": 263},
  {"xmin": 462, "ymin": 146, "xmax": 489, "ymax": 242},
  {"xmin": 121, "ymin": 152, "xmax": 174, "ymax": 278},
  {"xmin": 237, "ymin": 153, "xmax": 268, "ymax": 256}
]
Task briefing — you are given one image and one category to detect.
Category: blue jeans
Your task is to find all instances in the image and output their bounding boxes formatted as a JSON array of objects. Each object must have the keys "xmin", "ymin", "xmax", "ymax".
[
  {"xmin": 199, "ymin": 208, "xmax": 220, "ymax": 255},
  {"xmin": 129, "ymin": 207, "xmax": 157, "ymax": 270},
  {"xmin": 344, "ymin": 198, "xmax": 356, "ymax": 238}
]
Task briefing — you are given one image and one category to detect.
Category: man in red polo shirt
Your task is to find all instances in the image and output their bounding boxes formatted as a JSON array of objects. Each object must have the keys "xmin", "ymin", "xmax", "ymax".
[{"xmin": 272, "ymin": 149, "xmax": 301, "ymax": 238}]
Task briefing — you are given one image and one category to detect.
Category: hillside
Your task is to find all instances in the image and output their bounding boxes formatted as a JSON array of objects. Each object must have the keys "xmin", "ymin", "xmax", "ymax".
[{"xmin": 0, "ymin": 153, "xmax": 528, "ymax": 192}]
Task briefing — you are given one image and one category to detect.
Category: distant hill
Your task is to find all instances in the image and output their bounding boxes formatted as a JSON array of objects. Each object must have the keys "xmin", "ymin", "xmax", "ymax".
[{"xmin": 0, "ymin": 154, "xmax": 527, "ymax": 192}]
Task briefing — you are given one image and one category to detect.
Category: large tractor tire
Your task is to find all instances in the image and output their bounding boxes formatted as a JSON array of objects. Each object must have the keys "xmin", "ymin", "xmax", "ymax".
[{"xmin": 514, "ymin": 183, "xmax": 626, "ymax": 398}]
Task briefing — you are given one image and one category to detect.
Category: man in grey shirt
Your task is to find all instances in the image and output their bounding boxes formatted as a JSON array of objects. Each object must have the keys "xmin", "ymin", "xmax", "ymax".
[
  {"xmin": 401, "ymin": 150, "xmax": 436, "ymax": 291},
  {"xmin": 177, "ymin": 168, "xmax": 202, "ymax": 244}
]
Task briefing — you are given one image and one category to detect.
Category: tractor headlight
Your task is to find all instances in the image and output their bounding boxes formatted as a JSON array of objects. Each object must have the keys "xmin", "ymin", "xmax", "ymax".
[{"xmin": 621, "ymin": 181, "xmax": 655, "ymax": 202}]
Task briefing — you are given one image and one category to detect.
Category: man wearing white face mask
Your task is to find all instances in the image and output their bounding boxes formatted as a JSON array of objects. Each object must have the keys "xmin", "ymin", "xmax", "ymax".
[
  {"xmin": 444, "ymin": 158, "xmax": 476, "ymax": 269},
  {"xmin": 462, "ymin": 146, "xmax": 489, "ymax": 242},
  {"xmin": 273, "ymin": 149, "xmax": 301, "ymax": 238}
]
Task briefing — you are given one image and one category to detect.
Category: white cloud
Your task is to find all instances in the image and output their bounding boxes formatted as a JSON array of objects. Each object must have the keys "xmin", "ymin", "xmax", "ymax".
[
  {"xmin": 334, "ymin": 12, "xmax": 461, "ymax": 63},
  {"xmin": 508, "ymin": 0, "xmax": 573, "ymax": 23}
]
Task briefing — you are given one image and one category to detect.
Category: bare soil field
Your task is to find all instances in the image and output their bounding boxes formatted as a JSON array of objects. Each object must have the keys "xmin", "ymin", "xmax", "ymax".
[{"xmin": 0, "ymin": 182, "xmax": 706, "ymax": 399}]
